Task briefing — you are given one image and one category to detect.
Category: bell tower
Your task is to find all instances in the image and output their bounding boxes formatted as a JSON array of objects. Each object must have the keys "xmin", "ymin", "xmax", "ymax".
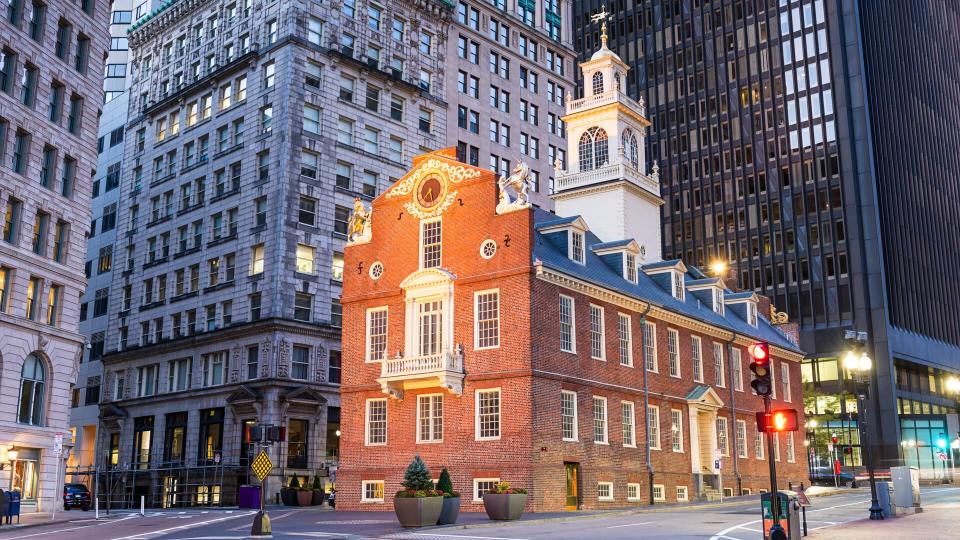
[{"xmin": 552, "ymin": 7, "xmax": 663, "ymax": 262}]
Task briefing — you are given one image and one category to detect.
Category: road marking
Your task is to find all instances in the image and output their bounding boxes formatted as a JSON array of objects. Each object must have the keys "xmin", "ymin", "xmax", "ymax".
[
  {"xmin": 1, "ymin": 515, "xmax": 140, "ymax": 539},
  {"xmin": 606, "ymin": 521, "xmax": 653, "ymax": 529},
  {"xmin": 384, "ymin": 533, "xmax": 530, "ymax": 540},
  {"xmin": 111, "ymin": 510, "xmax": 256, "ymax": 540}
]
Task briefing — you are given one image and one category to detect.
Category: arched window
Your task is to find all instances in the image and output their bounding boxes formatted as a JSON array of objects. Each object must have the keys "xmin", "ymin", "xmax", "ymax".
[
  {"xmin": 614, "ymin": 72, "xmax": 621, "ymax": 92},
  {"xmin": 18, "ymin": 354, "xmax": 45, "ymax": 426},
  {"xmin": 622, "ymin": 129, "xmax": 639, "ymax": 169},
  {"xmin": 592, "ymin": 71, "xmax": 604, "ymax": 95},
  {"xmin": 578, "ymin": 127, "xmax": 609, "ymax": 171}
]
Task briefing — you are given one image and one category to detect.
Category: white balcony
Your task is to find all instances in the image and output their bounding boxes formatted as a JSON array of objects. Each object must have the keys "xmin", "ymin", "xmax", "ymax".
[
  {"xmin": 566, "ymin": 89, "xmax": 647, "ymax": 120},
  {"xmin": 554, "ymin": 161, "xmax": 661, "ymax": 196},
  {"xmin": 377, "ymin": 348, "xmax": 465, "ymax": 400}
]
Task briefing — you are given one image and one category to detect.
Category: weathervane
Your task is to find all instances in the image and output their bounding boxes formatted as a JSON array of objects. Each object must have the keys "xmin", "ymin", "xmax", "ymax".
[{"xmin": 591, "ymin": 5, "xmax": 611, "ymax": 47}]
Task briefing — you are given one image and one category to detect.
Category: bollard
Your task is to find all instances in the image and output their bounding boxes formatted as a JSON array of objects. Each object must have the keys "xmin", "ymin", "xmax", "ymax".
[
  {"xmin": 140, "ymin": 495, "xmax": 145, "ymax": 517},
  {"xmin": 95, "ymin": 498, "xmax": 99, "ymax": 520}
]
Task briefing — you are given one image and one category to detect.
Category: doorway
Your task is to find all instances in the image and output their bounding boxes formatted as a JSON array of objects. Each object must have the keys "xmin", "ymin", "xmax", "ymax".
[{"xmin": 564, "ymin": 462, "xmax": 579, "ymax": 510}]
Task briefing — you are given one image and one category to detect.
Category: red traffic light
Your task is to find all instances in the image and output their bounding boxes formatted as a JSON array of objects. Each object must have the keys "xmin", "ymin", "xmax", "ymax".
[
  {"xmin": 831, "ymin": 434, "xmax": 838, "ymax": 444},
  {"xmin": 756, "ymin": 408, "xmax": 799, "ymax": 433},
  {"xmin": 748, "ymin": 342, "xmax": 770, "ymax": 364}
]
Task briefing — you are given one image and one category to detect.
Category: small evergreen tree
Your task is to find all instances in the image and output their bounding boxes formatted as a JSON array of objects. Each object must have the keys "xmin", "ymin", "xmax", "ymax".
[
  {"xmin": 290, "ymin": 473, "xmax": 301, "ymax": 489},
  {"xmin": 401, "ymin": 455, "xmax": 434, "ymax": 491},
  {"xmin": 437, "ymin": 467, "xmax": 454, "ymax": 495},
  {"xmin": 312, "ymin": 474, "xmax": 323, "ymax": 491}
]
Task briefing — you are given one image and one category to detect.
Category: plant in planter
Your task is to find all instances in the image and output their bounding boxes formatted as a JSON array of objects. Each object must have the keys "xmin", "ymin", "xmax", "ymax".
[
  {"xmin": 482, "ymin": 481, "xmax": 528, "ymax": 521},
  {"xmin": 293, "ymin": 473, "xmax": 314, "ymax": 506},
  {"xmin": 311, "ymin": 474, "xmax": 327, "ymax": 506},
  {"xmin": 280, "ymin": 474, "xmax": 300, "ymax": 506},
  {"xmin": 394, "ymin": 456, "xmax": 443, "ymax": 527},
  {"xmin": 436, "ymin": 467, "xmax": 460, "ymax": 525}
]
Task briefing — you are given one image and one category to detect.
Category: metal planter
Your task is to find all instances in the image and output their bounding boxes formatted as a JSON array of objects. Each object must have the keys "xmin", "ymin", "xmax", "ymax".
[
  {"xmin": 394, "ymin": 496, "xmax": 443, "ymax": 527},
  {"xmin": 482, "ymin": 493, "xmax": 527, "ymax": 520}
]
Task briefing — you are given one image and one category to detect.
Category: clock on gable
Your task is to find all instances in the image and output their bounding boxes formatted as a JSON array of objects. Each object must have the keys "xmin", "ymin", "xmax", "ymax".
[{"xmin": 416, "ymin": 175, "xmax": 444, "ymax": 209}]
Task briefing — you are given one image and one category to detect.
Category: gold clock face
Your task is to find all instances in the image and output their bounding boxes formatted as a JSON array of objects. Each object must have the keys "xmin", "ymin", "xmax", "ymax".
[{"xmin": 417, "ymin": 176, "xmax": 443, "ymax": 208}]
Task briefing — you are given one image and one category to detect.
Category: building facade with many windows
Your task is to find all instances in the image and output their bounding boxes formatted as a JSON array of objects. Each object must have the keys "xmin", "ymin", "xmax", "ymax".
[
  {"xmin": 0, "ymin": 0, "xmax": 109, "ymax": 511},
  {"xmin": 96, "ymin": 0, "xmax": 449, "ymax": 507}
]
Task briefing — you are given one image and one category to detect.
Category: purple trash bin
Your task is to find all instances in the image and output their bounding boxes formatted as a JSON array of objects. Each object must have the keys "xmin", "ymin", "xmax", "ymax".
[{"xmin": 238, "ymin": 485, "xmax": 261, "ymax": 509}]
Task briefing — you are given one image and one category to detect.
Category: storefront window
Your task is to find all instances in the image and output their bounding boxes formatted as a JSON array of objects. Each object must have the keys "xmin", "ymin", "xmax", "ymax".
[{"xmin": 287, "ymin": 419, "xmax": 308, "ymax": 469}]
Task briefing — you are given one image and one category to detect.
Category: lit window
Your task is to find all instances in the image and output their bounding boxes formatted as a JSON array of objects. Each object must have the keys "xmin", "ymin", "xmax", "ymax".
[
  {"xmin": 296, "ymin": 244, "xmax": 314, "ymax": 274},
  {"xmin": 361, "ymin": 480, "xmax": 384, "ymax": 502},
  {"xmin": 250, "ymin": 244, "xmax": 264, "ymax": 275}
]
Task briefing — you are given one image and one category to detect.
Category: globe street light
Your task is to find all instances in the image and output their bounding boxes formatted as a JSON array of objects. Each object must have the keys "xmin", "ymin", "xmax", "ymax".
[{"xmin": 845, "ymin": 349, "xmax": 883, "ymax": 520}]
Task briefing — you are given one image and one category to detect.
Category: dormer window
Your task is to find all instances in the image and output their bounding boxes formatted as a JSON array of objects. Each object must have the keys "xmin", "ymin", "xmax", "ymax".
[
  {"xmin": 747, "ymin": 302, "xmax": 758, "ymax": 327},
  {"xmin": 420, "ymin": 219, "xmax": 441, "ymax": 268},
  {"xmin": 713, "ymin": 288, "xmax": 725, "ymax": 315},
  {"xmin": 592, "ymin": 71, "xmax": 604, "ymax": 95},
  {"xmin": 672, "ymin": 271, "xmax": 685, "ymax": 301},
  {"xmin": 624, "ymin": 252, "xmax": 637, "ymax": 283},
  {"xmin": 570, "ymin": 230, "xmax": 585, "ymax": 264}
]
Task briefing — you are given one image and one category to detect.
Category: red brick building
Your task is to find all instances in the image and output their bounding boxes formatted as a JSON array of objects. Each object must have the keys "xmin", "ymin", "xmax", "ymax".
[{"xmin": 338, "ymin": 35, "xmax": 806, "ymax": 512}]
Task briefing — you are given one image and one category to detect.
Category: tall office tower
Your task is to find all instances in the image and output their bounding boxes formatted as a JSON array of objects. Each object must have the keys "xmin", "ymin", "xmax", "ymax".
[
  {"xmin": 96, "ymin": 0, "xmax": 448, "ymax": 507},
  {"xmin": 447, "ymin": 0, "xmax": 576, "ymax": 208},
  {"xmin": 71, "ymin": 0, "xmax": 164, "ymax": 486},
  {"xmin": 573, "ymin": 1, "xmax": 960, "ymax": 468},
  {"xmin": 0, "ymin": 0, "xmax": 109, "ymax": 512}
]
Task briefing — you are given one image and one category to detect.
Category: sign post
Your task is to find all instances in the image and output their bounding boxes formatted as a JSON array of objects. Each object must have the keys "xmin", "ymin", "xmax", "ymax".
[
  {"xmin": 250, "ymin": 449, "xmax": 273, "ymax": 536},
  {"xmin": 714, "ymin": 449, "xmax": 723, "ymax": 503},
  {"xmin": 52, "ymin": 433, "xmax": 64, "ymax": 521}
]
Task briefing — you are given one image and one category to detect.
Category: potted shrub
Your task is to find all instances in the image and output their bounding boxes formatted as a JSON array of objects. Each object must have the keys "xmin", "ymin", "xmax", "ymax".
[
  {"xmin": 311, "ymin": 474, "xmax": 327, "ymax": 506},
  {"xmin": 436, "ymin": 467, "xmax": 460, "ymax": 525},
  {"xmin": 394, "ymin": 456, "xmax": 443, "ymax": 527},
  {"xmin": 482, "ymin": 481, "xmax": 527, "ymax": 521},
  {"xmin": 280, "ymin": 475, "xmax": 299, "ymax": 506},
  {"xmin": 294, "ymin": 473, "xmax": 314, "ymax": 506}
]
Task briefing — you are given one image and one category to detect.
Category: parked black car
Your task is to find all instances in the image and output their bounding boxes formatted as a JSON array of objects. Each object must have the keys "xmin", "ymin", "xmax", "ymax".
[
  {"xmin": 809, "ymin": 467, "xmax": 855, "ymax": 486},
  {"xmin": 63, "ymin": 483, "xmax": 91, "ymax": 511}
]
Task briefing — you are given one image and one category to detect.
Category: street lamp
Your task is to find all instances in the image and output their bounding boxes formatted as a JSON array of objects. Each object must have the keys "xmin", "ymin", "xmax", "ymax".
[
  {"xmin": 709, "ymin": 260, "xmax": 728, "ymax": 277},
  {"xmin": 844, "ymin": 349, "xmax": 884, "ymax": 520}
]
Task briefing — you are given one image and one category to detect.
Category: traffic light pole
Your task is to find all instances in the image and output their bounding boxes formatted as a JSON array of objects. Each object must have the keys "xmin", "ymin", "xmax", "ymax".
[{"xmin": 765, "ymin": 395, "xmax": 787, "ymax": 540}]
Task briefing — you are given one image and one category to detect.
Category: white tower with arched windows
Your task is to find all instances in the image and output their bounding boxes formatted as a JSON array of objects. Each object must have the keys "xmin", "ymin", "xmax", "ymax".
[{"xmin": 552, "ymin": 14, "xmax": 663, "ymax": 262}]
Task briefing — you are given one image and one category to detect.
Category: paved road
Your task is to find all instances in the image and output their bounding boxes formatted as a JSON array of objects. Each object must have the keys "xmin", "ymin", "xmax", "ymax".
[{"xmin": 2, "ymin": 486, "xmax": 958, "ymax": 539}]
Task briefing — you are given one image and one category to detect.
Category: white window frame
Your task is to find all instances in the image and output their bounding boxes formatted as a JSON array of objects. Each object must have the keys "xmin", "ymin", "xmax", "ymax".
[
  {"xmin": 770, "ymin": 359, "xmax": 778, "ymax": 399},
  {"xmin": 713, "ymin": 342, "xmax": 725, "ymax": 388},
  {"xmin": 618, "ymin": 313, "xmax": 633, "ymax": 367},
  {"xmin": 589, "ymin": 304, "xmax": 605, "ymax": 360},
  {"xmin": 667, "ymin": 328, "xmax": 680, "ymax": 377},
  {"xmin": 624, "ymin": 252, "xmax": 637, "ymax": 283},
  {"xmin": 569, "ymin": 229, "xmax": 585, "ymax": 264},
  {"xmin": 647, "ymin": 405, "xmax": 661, "ymax": 450},
  {"xmin": 781, "ymin": 362, "xmax": 791, "ymax": 402},
  {"xmin": 621, "ymin": 401, "xmax": 636, "ymax": 448},
  {"xmin": 365, "ymin": 306, "xmax": 388, "ymax": 362},
  {"xmin": 597, "ymin": 481, "xmax": 614, "ymax": 501},
  {"xmin": 676, "ymin": 486, "xmax": 689, "ymax": 501},
  {"xmin": 365, "ymin": 398, "xmax": 387, "ymax": 446},
  {"xmin": 473, "ymin": 478, "xmax": 500, "ymax": 502},
  {"xmin": 475, "ymin": 388, "xmax": 501, "ymax": 441},
  {"xmin": 787, "ymin": 432, "xmax": 796, "ymax": 462},
  {"xmin": 593, "ymin": 396, "xmax": 608, "ymax": 444},
  {"xmin": 652, "ymin": 484, "xmax": 665, "ymax": 502},
  {"xmin": 671, "ymin": 409, "xmax": 684, "ymax": 452},
  {"xmin": 561, "ymin": 389, "xmax": 578, "ymax": 441},
  {"xmin": 774, "ymin": 432, "xmax": 781, "ymax": 462},
  {"xmin": 419, "ymin": 217, "xmax": 442, "ymax": 269},
  {"xmin": 644, "ymin": 321, "xmax": 658, "ymax": 373},
  {"xmin": 627, "ymin": 483, "xmax": 641, "ymax": 502},
  {"xmin": 755, "ymin": 431, "xmax": 765, "ymax": 460},
  {"xmin": 559, "ymin": 294, "xmax": 576, "ymax": 353},
  {"xmin": 361, "ymin": 480, "xmax": 385, "ymax": 503},
  {"xmin": 692, "ymin": 336, "xmax": 704, "ymax": 383},
  {"xmin": 717, "ymin": 416, "xmax": 729, "ymax": 456},
  {"xmin": 713, "ymin": 287, "xmax": 724, "ymax": 314},
  {"xmin": 736, "ymin": 419, "xmax": 748, "ymax": 458},
  {"xmin": 672, "ymin": 270, "xmax": 685, "ymax": 300},
  {"xmin": 747, "ymin": 301, "xmax": 758, "ymax": 326},
  {"xmin": 733, "ymin": 349, "xmax": 743, "ymax": 391},
  {"xmin": 416, "ymin": 393, "xmax": 443, "ymax": 443},
  {"xmin": 474, "ymin": 289, "xmax": 500, "ymax": 350}
]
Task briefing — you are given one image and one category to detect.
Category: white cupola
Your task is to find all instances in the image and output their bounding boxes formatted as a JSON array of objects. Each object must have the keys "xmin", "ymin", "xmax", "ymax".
[{"xmin": 551, "ymin": 7, "xmax": 663, "ymax": 263}]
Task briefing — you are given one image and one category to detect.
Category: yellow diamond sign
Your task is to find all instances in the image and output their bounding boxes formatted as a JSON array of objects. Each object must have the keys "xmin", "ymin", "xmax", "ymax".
[{"xmin": 251, "ymin": 449, "xmax": 273, "ymax": 482}]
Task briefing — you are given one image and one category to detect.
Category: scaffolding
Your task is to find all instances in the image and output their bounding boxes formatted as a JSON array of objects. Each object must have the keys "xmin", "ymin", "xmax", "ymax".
[{"xmin": 67, "ymin": 462, "xmax": 248, "ymax": 510}]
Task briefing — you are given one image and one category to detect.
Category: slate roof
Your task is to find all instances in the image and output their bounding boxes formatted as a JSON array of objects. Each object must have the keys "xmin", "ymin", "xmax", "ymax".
[
  {"xmin": 592, "ymin": 239, "xmax": 636, "ymax": 251},
  {"xmin": 641, "ymin": 259, "xmax": 684, "ymax": 271},
  {"xmin": 532, "ymin": 209, "xmax": 802, "ymax": 353}
]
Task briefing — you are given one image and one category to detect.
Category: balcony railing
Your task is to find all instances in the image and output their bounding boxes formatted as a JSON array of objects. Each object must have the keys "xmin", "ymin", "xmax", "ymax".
[
  {"xmin": 555, "ymin": 161, "xmax": 661, "ymax": 195},
  {"xmin": 566, "ymin": 89, "xmax": 646, "ymax": 119},
  {"xmin": 377, "ymin": 348, "xmax": 465, "ymax": 400}
]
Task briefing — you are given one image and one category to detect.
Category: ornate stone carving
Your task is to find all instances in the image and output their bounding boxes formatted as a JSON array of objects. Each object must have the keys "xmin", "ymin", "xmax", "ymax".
[
  {"xmin": 496, "ymin": 161, "xmax": 533, "ymax": 215},
  {"xmin": 230, "ymin": 345, "xmax": 241, "ymax": 382},
  {"xmin": 770, "ymin": 305, "xmax": 789, "ymax": 325},
  {"xmin": 386, "ymin": 158, "xmax": 481, "ymax": 198},
  {"xmin": 260, "ymin": 337, "xmax": 272, "ymax": 378},
  {"xmin": 277, "ymin": 339, "xmax": 290, "ymax": 378},
  {"xmin": 314, "ymin": 344, "xmax": 327, "ymax": 383},
  {"xmin": 403, "ymin": 191, "xmax": 458, "ymax": 220},
  {"xmin": 346, "ymin": 197, "xmax": 372, "ymax": 245}
]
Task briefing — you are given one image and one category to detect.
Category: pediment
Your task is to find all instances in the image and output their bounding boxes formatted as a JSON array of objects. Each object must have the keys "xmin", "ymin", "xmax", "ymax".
[
  {"xmin": 283, "ymin": 386, "xmax": 328, "ymax": 405},
  {"xmin": 685, "ymin": 385, "xmax": 725, "ymax": 408},
  {"xmin": 399, "ymin": 268, "xmax": 457, "ymax": 291},
  {"xmin": 225, "ymin": 384, "xmax": 262, "ymax": 403}
]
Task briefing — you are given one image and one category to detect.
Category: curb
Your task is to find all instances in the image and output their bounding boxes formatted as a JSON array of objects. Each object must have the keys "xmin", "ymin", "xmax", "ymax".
[
  {"xmin": 423, "ymin": 488, "xmax": 862, "ymax": 532},
  {"xmin": 0, "ymin": 514, "xmax": 122, "ymax": 532}
]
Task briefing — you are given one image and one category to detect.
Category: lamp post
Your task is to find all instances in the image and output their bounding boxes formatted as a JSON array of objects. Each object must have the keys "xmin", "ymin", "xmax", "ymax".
[
  {"xmin": 844, "ymin": 350, "xmax": 884, "ymax": 520},
  {"xmin": 805, "ymin": 420, "xmax": 818, "ymax": 477}
]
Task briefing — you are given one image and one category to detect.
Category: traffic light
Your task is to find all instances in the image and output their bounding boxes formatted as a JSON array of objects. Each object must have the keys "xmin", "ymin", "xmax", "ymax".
[
  {"xmin": 756, "ymin": 408, "xmax": 799, "ymax": 432},
  {"xmin": 748, "ymin": 341, "xmax": 772, "ymax": 396},
  {"xmin": 246, "ymin": 424, "xmax": 264, "ymax": 443}
]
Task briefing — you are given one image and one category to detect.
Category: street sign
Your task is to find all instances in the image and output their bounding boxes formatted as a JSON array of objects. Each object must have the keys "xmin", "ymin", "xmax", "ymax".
[
  {"xmin": 796, "ymin": 490, "xmax": 811, "ymax": 507},
  {"xmin": 715, "ymin": 459, "xmax": 722, "ymax": 470},
  {"xmin": 53, "ymin": 433, "xmax": 63, "ymax": 455},
  {"xmin": 827, "ymin": 443, "xmax": 833, "ymax": 452},
  {"xmin": 251, "ymin": 450, "xmax": 273, "ymax": 481},
  {"xmin": 938, "ymin": 452, "xmax": 948, "ymax": 462}
]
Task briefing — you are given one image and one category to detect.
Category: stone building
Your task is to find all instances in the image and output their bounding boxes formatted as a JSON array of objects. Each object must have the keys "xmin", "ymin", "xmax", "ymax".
[
  {"xmin": 337, "ymin": 35, "xmax": 807, "ymax": 512},
  {"xmin": 0, "ymin": 0, "xmax": 110, "ymax": 511},
  {"xmin": 96, "ymin": 0, "xmax": 449, "ymax": 507}
]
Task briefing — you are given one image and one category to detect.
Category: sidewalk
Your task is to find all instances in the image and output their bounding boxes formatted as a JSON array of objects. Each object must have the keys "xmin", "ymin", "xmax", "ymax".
[
  {"xmin": 0, "ymin": 509, "xmax": 105, "ymax": 531},
  {"xmin": 808, "ymin": 498, "xmax": 953, "ymax": 539}
]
